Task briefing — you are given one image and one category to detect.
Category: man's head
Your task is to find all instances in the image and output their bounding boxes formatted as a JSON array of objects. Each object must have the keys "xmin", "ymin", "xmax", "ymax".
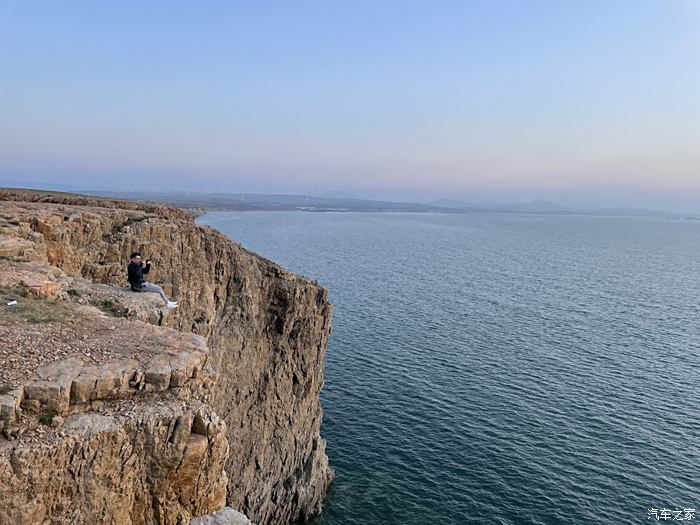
[{"xmin": 130, "ymin": 252, "xmax": 142, "ymax": 263}]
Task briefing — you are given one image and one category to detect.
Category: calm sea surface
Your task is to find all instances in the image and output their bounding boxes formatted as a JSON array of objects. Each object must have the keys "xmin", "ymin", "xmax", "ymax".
[{"xmin": 199, "ymin": 212, "xmax": 700, "ymax": 525}]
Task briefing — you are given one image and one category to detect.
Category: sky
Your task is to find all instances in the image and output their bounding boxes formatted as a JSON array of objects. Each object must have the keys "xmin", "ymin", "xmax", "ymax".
[{"xmin": 1, "ymin": 1, "xmax": 699, "ymax": 210}]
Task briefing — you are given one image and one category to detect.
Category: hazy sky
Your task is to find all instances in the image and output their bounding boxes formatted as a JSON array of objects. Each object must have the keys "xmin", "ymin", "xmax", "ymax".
[{"xmin": 1, "ymin": 1, "xmax": 699, "ymax": 210}]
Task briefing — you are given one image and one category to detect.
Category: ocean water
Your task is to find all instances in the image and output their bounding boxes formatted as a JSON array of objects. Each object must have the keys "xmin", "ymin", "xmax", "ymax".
[{"xmin": 199, "ymin": 212, "xmax": 700, "ymax": 525}]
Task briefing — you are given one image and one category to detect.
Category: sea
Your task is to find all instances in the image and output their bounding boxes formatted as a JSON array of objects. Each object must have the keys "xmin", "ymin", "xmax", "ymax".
[{"xmin": 199, "ymin": 211, "xmax": 700, "ymax": 525}]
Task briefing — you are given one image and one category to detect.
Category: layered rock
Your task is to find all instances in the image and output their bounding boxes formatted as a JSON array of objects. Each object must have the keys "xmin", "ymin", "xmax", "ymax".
[
  {"xmin": 0, "ymin": 189, "xmax": 334, "ymax": 524},
  {"xmin": 0, "ymin": 268, "xmax": 230, "ymax": 523},
  {"xmin": 0, "ymin": 402, "xmax": 229, "ymax": 524}
]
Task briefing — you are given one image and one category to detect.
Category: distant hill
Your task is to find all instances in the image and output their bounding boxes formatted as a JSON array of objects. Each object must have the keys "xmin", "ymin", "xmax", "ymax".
[
  {"xmin": 431, "ymin": 198, "xmax": 566, "ymax": 213},
  {"xmin": 430, "ymin": 198, "xmax": 478, "ymax": 209},
  {"xmin": 430, "ymin": 197, "xmax": 678, "ymax": 217},
  {"xmin": 317, "ymin": 190, "xmax": 361, "ymax": 200},
  {"xmin": 76, "ymin": 189, "xmax": 690, "ymax": 218},
  {"xmin": 206, "ymin": 192, "xmax": 448, "ymax": 212},
  {"xmin": 82, "ymin": 190, "xmax": 449, "ymax": 213},
  {"xmin": 503, "ymin": 200, "xmax": 567, "ymax": 212}
]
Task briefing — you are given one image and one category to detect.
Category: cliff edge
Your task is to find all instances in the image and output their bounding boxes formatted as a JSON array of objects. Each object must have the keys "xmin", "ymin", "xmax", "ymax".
[{"xmin": 0, "ymin": 189, "xmax": 334, "ymax": 525}]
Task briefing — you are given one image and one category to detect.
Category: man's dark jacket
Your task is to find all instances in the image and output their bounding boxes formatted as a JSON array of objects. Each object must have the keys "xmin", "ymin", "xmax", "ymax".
[{"xmin": 127, "ymin": 261, "xmax": 150, "ymax": 291}]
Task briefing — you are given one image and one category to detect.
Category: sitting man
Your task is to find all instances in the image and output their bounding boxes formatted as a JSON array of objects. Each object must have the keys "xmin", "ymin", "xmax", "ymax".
[{"xmin": 127, "ymin": 252, "xmax": 178, "ymax": 309}]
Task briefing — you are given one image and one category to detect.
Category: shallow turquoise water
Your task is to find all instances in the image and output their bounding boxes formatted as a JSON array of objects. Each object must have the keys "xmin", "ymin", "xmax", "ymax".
[{"xmin": 200, "ymin": 212, "xmax": 700, "ymax": 525}]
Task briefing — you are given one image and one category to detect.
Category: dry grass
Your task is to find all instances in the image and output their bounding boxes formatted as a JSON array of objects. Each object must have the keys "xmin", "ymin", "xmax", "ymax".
[
  {"xmin": 0, "ymin": 288, "xmax": 80, "ymax": 324},
  {"xmin": 38, "ymin": 408, "xmax": 58, "ymax": 425},
  {"xmin": 99, "ymin": 298, "xmax": 127, "ymax": 317},
  {"xmin": 0, "ymin": 255, "xmax": 28, "ymax": 263}
]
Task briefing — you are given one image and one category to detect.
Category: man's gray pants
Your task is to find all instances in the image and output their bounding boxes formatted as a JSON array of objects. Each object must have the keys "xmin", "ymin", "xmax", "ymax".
[{"xmin": 139, "ymin": 282, "xmax": 168, "ymax": 303}]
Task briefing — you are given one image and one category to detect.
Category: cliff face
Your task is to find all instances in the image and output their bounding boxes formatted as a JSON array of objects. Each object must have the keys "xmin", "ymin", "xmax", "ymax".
[
  {"xmin": 0, "ymin": 269, "xmax": 229, "ymax": 524},
  {"xmin": 1, "ymin": 403, "xmax": 229, "ymax": 524},
  {"xmin": 0, "ymin": 190, "xmax": 334, "ymax": 525}
]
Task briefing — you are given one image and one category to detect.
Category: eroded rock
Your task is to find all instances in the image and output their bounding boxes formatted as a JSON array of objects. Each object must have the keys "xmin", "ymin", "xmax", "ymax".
[
  {"xmin": 191, "ymin": 507, "xmax": 254, "ymax": 525},
  {"xmin": 0, "ymin": 190, "xmax": 333, "ymax": 525},
  {"xmin": 0, "ymin": 402, "xmax": 229, "ymax": 524}
]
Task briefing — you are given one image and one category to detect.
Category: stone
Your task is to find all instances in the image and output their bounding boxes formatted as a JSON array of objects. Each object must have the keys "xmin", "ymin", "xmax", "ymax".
[
  {"xmin": 94, "ymin": 359, "xmax": 141, "ymax": 399},
  {"xmin": 0, "ymin": 260, "xmax": 62, "ymax": 298},
  {"xmin": 177, "ymin": 434, "xmax": 211, "ymax": 505},
  {"xmin": 24, "ymin": 380, "xmax": 65, "ymax": 414},
  {"xmin": 22, "ymin": 357, "xmax": 83, "ymax": 414},
  {"xmin": 71, "ymin": 370, "xmax": 100, "ymax": 405},
  {"xmin": 0, "ymin": 386, "xmax": 24, "ymax": 430},
  {"xmin": 144, "ymin": 354, "xmax": 172, "ymax": 392},
  {"xmin": 190, "ymin": 507, "xmax": 254, "ymax": 525},
  {"xmin": 35, "ymin": 357, "xmax": 85, "ymax": 380},
  {"xmin": 21, "ymin": 399, "xmax": 40, "ymax": 413},
  {"xmin": 170, "ymin": 350, "xmax": 207, "ymax": 387}
]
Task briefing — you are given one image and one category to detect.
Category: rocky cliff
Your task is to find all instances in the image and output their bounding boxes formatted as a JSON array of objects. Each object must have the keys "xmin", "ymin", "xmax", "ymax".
[{"xmin": 0, "ymin": 189, "xmax": 334, "ymax": 525}]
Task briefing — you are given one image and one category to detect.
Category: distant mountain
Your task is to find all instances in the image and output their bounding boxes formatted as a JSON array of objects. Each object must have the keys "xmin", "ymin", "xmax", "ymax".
[
  {"xmin": 82, "ymin": 190, "xmax": 449, "ymax": 213},
  {"xmin": 430, "ymin": 198, "xmax": 477, "ymax": 209},
  {"xmin": 513, "ymin": 200, "xmax": 565, "ymax": 211},
  {"xmin": 577, "ymin": 207, "xmax": 669, "ymax": 217},
  {"xmin": 494, "ymin": 200, "xmax": 567, "ymax": 213},
  {"xmin": 230, "ymin": 193, "xmax": 447, "ymax": 212},
  {"xmin": 431, "ymin": 198, "xmax": 566, "ymax": 213},
  {"xmin": 428, "ymin": 197, "xmax": 678, "ymax": 216},
  {"xmin": 77, "ymin": 189, "xmax": 691, "ymax": 218},
  {"xmin": 317, "ymin": 190, "xmax": 361, "ymax": 200}
]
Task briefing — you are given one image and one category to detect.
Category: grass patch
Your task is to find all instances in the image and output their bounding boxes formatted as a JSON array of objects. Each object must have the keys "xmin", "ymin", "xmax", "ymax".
[
  {"xmin": 0, "ymin": 255, "xmax": 28, "ymax": 262},
  {"xmin": 13, "ymin": 300, "xmax": 67, "ymax": 323},
  {"xmin": 0, "ymin": 383, "xmax": 13, "ymax": 395},
  {"xmin": 66, "ymin": 288, "xmax": 81, "ymax": 297},
  {"xmin": 0, "ymin": 288, "xmax": 79, "ymax": 324},
  {"xmin": 38, "ymin": 408, "xmax": 58, "ymax": 425},
  {"xmin": 99, "ymin": 298, "xmax": 125, "ymax": 317}
]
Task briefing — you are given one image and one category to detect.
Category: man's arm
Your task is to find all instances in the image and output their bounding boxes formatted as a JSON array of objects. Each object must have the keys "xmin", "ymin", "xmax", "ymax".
[{"xmin": 142, "ymin": 261, "xmax": 151, "ymax": 275}]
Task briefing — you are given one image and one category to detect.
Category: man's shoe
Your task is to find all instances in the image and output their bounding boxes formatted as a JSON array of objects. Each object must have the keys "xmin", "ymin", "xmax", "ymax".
[{"xmin": 166, "ymin": 301, "xmax": 178, "ymax": 309}]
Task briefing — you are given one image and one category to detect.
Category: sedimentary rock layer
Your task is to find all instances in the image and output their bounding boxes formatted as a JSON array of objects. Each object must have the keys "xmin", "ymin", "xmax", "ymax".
[
  {"xmin": 0, "ymin": 265, "xmax": 230, "ymax": 523},
  {"xmin": 0, "ymin": 190, "xmax": 334, "ymax": 524},
  {"xmin": 0, "ymin": 402, "xmax": 229, "ymax": 524}
]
